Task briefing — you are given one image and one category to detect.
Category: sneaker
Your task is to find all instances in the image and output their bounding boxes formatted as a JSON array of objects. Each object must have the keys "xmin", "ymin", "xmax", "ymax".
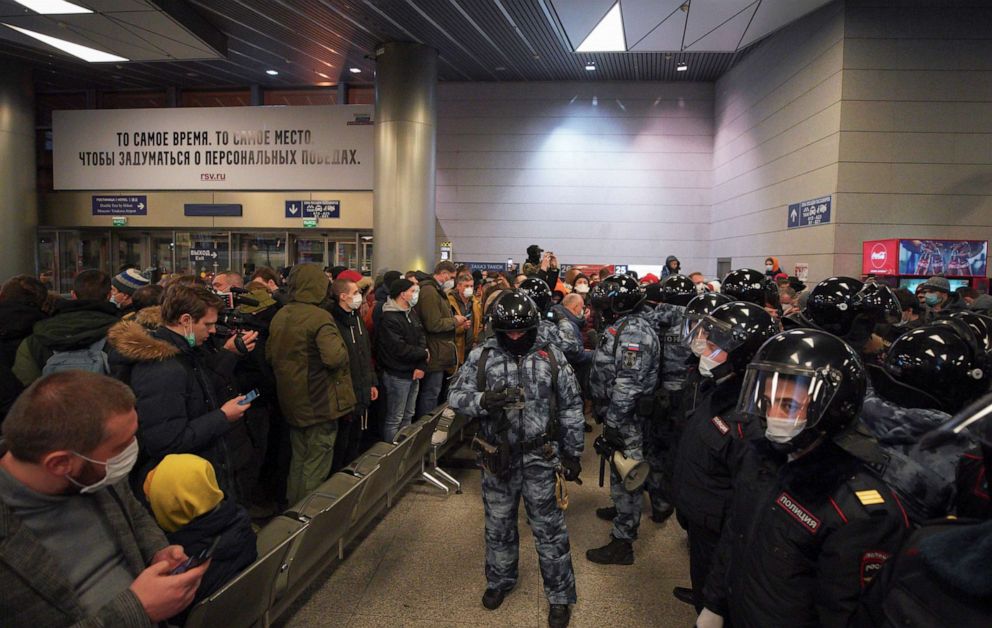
[
  {"xmin": 482, "ymin": 588, "xmax": 508, "ymax": 610},
  {"xmin": 595, "ymin": 505, "xmax": 617, "ymax": 521},
  {"xmin": 548, "ymin": 604, "xmax": 571, "ymax": 627},
  {"xmin": 585, "ymin": 536, "xmax": 634, "ymax": 565}
]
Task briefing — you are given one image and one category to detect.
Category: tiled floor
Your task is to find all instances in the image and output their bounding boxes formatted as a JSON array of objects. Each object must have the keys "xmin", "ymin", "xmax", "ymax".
[{"xmin": 277, "ymin": 428, "xmax": 697, "ymax": 627}]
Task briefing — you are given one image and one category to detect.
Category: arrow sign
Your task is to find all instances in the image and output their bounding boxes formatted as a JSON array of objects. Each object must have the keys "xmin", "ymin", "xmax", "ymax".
[
  {"xmin": 286, "ymin": 200, "xmax": 340, "ymax": 219},
  {"xmin": 92, "ymin": 195, "xmax": 147, "ymax": 216}
]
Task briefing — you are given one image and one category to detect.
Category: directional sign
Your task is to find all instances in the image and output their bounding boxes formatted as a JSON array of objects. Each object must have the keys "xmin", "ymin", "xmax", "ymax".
[
  {"xmin": 787, "ymin": 195, "xmax": 832, "ymax": 229},
  {"xmin": 92, "ymin": 195, "xmax": 146, "ymax": 215},
  {"xmin": 463, "ymin": 262, "xmax": 508, "ymax": 272},
  {"xmin": 189, "ymin": 246, "xmax": 219, "ymax": 263},
  {"xmin": 286, "ymin": 200, "xmax": 340, "ymax": 219}
]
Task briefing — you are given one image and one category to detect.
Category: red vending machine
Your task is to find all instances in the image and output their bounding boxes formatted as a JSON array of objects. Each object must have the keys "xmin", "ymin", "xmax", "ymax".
[{"xmin": 862, "ymin": 239, "xmax": 989, "ymax": 293}]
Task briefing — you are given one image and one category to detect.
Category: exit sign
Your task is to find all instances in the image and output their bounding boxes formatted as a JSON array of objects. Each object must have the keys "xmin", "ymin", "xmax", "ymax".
[
  {"xmin": 303, "ymin": 218, "xmax": 318, "ymax": 228},
  {"xmin": 112, "ymin": 216, "xmax": 128, "ymax": 227}
]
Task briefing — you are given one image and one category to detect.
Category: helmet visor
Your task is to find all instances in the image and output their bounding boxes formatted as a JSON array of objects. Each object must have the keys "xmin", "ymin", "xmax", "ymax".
[
  {"xmin": 683, "ymin": 316, "xmax": 747, "ymax": 354},
  {"xmin": 681, "ymin": 312, "xmax": 706, "ymax": 344},
  {"xmin": 737, "ymin": 362, "xmax": 843, "ymax": 432}
]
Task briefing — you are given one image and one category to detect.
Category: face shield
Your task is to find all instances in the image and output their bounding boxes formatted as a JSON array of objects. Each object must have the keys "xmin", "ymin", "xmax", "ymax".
[
  {"xmin": 683, "ymin": 316, "xmax": 748, "ymax": 356},
  {"xmin": 737, "ymin": 363, "xmax": 843, "ymax": 444}
]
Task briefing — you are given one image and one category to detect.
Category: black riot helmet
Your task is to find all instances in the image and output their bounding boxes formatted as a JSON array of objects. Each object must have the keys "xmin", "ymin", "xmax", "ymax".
[
  {"xmin": 722, "ymin": 268, "xmax": 780, "ymax": 309},
  {"xmin": 517, "ymin": 277, "xmax": 552, "ymax": 314},
  {"xmin": 490, "ymin": 291, "xmax": 540, "ymax": 357},
  {"xmin": 852, "ymin": 282, "xmax": 901, "ymax": 326},
  {"xmin": 738, "ymin": 329, "xmax": 867, "ymax": 453},
  {"xmin": 684, "ymin": 301, "xmax": 780, "ymax": 380},
  {"xmin": 660, "ymin": 274, "xmax": 697, "ymax": 307},
  {"xmin": 949, "ymin": 311, "xmax": 992, "ymax": 356},
  {"xmin": 869, "ymin": 322, "xmax": 987, "ymax": 414},
  {"xmin": 803, "ymin": 276, "xmax": 865, "ymax": 336},
  {"xmin": 681, "ymin": 292, "xmax": 733, "ymax": 342},
  {"xmin": 599, "ymin": 273, "xmax": 645, "ymax": 317}
]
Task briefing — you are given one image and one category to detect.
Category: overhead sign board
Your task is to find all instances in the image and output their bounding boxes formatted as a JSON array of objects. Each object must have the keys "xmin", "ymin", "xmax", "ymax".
[
  {"xmin": 189, "ymin": 246, "xmax": 219, "ymax": 263},
  {"xmin": 285, "ymin": 200, "xmax": 340, "ymax": 219},
  {"xmin": 92, "ymin": 195, "xmax": 146, "ymax": 215},
  {"xmin": 55, "ymin": 106, "xmax": 373, "ymax": 190},
  {"xmin": 787, "ymin": 195, "xmax": 831, "ymax": 229},
  {"xmin": 463, "ymin": 262, "xmax": 507, "ymax": 273},
  {"xmin": 184, "ymin": 203, "xmax": 242, "ymax": 217}
]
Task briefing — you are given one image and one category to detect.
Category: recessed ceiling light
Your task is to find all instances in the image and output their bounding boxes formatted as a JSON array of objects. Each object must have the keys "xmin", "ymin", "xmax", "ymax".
[
  {"xmin": 349, "ymin": 67, "xmax": 361, "ymax": 74},
  {"xmin": 676, "ymin": 62, "xmax": 688, "ymax": 72},
  {"xmin": 576, "ymin": 2, "xmax": 626, "ymax": 52},
  {"xmin": 584, "ymin": 63, "xmax": 596, "ymax": 71},
  {"xmin": 15, "ymin": 0, "xmax": 91, "ymax": 14},
  {"xmin": 266, "ymin": 69, "xmax": 279, "ymax": 75},
  {"xmin": 3, "ymin": 23, "xmax": 127, "ymax": 62}
]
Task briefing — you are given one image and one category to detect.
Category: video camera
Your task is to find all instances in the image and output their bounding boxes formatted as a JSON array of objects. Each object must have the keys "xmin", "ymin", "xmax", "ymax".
[{"xmin": 213, "ymin": 287, "xmax": 269, "ymax": 349}]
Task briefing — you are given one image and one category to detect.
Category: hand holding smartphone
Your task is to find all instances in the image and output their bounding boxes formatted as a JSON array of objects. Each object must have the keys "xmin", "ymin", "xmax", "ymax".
[
  {"xmin": 170, "ymin": 537, "xmax": 220, "ymax": 575},
  {"xmin": 238, "ymin": 389, "xmax": 260, "ymax": 405}
]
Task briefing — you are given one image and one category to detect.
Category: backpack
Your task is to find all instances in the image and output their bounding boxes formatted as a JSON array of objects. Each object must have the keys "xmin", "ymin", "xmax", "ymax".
[{"xmin": 42, "ymin": 337, "xmax": 110, "ymax": 376}]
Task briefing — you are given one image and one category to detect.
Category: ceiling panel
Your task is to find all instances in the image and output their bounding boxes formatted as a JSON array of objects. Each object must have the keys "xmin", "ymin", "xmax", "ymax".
[
  {"xmin": 685, "ymin": 2, "xmax": 760, "ymax": 52},
  {"xmin": 620, "ymin": 0, "xmax": 682, "ymax": 50},
  {"xmin": 629, "ymin": 8, "xmax": 687, "ymax": 52},
  {"xmin": 548, "ymin": 0, "xmax": 616, "ymax": 50},
  {"xmin": 683, "ymin": 0, "xmax": 756, "ymax": 47},
  {"xmin": 740, "ymin": 0, "xmax": 833, "ymax": 47}
]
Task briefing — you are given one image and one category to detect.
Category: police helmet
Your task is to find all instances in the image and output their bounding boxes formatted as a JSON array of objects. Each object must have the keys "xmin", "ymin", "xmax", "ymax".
[
  {"xmin": 803, "ymin": 276, "xmax": 865, "ymax": 336},
  {"xmin": 869, "ymin": 322, "xmax": 987, "ymax": 414},
  {"xmin": 722, "ymin": 268, "xmax": 780, "ymax": 309},
  {"xmin": 852, "ymin": 282, "xmax": 901, "ymax": 325},
  {"xmin": 517, "ymin": 277, "xmax": 552, "ymax": 313},
  {"xmin": 599, "ymin": 273, "xmax": 645, "ymax": 316},
  {"xmin": 681, "ymin": 292, "xmax": 732, "ymax": 342},
  {"xmin": 684, "ymin": 301, "xmax": 780, "ymax": 378},
  {"xmin": 643, "ymin": 282, "xmax": 665, "ymax": 306},
  {"xmin": 490, "ymin": 291, "xmax": 540, "ymax": 357},
  {"xmin": 660, "ymin": 274, "xmax": 696, "ymax": 307},
  {"xmin": 949, "ymin": 311, "xmax": 992, "ymax": 355},
  {"xmin": 738, "ymin": 329, "xmax": 867, "ymax": 452}
]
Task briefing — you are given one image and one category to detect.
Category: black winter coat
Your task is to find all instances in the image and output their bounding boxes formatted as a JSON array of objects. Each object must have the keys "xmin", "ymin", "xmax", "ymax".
[
  {"xmin": 704, "ymin": 441, "xmax": 911, "ymax": 628},
  {"xmin": 329, "ymin": 303, "xmax": 377, "ymax": 410},
  {"xmin": 672, "ymin": 376, "xmax": 756, "ymax": 532},
  {"xmin": 125, "ymin": 327, "xmax": 237, "ymax": 497},
  {"xmin": 167, "ymin": 498, "xmax": 257, "ymax": 620},
  {"xmin": 0, "ymin": 302, "xmax": 47, "ymax": 369},
  {"xmin": 376, "ymin": 299, "xmax": 428, "ymax": 379}
]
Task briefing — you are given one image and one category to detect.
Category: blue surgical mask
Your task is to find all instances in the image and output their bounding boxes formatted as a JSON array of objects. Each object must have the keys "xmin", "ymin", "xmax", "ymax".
[{"xmin": 924, "ymin": 293, "xmax": 940, "ymax": 307}]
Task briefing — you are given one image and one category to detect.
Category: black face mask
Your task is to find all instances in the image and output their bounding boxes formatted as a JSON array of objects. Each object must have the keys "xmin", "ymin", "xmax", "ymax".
[{"xmin": 497, "ymin": 329, "xmax": 537, "ymax": 357}]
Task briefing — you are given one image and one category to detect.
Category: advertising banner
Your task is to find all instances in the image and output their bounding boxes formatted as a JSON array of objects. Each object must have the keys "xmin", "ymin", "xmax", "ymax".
[
  {"xmin": 898, "ymin": 239, "xmax": 988, "ymax": 277},
  {"xmin": 54, "ymin": 105, "xmax": 373, "ymax": 190},
  {"xmin": 862, "ymin": 240, "xmax": 899, "ymax": 276}
]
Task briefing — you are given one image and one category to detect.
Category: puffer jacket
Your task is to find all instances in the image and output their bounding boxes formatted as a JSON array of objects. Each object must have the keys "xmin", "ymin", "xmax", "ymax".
[
  {"xmin": 0, "ymin": 301, "xmax": 47, "ymax": 369},
  {"xmin": 414, "ymin": 277, "xmax": 458, "ymax": 372},
  {"xmin": 267, "ymin": 264, "xmax": 356, "ymax": 427},
  {"xmin": 106, "ymin": 305, "xmax": 163, "ymax": 383}
]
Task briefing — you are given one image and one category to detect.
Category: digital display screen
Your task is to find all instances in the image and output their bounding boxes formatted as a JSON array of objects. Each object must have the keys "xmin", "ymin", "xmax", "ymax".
[
  {"xmin": 899, "ymin": 277, "xmax": 971, "ymax": 293},
  {"xmin": 898, "ymin": 240, "xmax": 987, "ymax": 277}
]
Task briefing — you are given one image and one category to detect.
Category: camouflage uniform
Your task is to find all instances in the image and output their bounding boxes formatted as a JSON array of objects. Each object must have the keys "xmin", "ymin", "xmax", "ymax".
[
  {"xmin": 588, "ymin": 306, "xmax": 660, "ymax": 541},
  {"xmin": 448, "ymin": 336, "xmax": 584, "ymax": 605},
  {"xmin": 538, "ymin": 318, "xmax": 581, "ymax": 361},
  {"xmin": 641, "ymin": 303, "xmax": 691, "ymax": 513},
  {"xmin": 859, "ymin": 390, "xmax": 972, "ymax": 523}
]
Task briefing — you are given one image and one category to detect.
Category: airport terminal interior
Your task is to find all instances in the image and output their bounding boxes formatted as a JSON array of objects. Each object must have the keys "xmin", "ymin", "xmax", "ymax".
[{"xmin": 0, "ymin": 0, "xmax": 991, "ymax": 627}]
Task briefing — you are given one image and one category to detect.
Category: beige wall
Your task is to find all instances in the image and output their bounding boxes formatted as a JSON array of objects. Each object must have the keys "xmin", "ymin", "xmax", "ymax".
[
  {"xmin": 833, "ymin": 0, "xmax": 992, "ymax": 276},
  {"xmin": 40, "ymin": 190, "xmax": 373, "ymax": 230},
  {"xmin": 711, "ymin": 2, "xmax": 845, "ymax": 282}
]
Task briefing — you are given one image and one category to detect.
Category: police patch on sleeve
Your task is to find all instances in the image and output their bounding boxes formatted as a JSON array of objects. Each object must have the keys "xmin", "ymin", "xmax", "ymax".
[
  {"xmin": 775, "ymin": 492, "xmax": 821, "ymax": 534},
  {"xmin": 860, "ymin": 550, "xmax": 891, "ymax": 589},
  {"xmin": 621, "ymin": 344, "xmax": 641, "ymax": 369}
]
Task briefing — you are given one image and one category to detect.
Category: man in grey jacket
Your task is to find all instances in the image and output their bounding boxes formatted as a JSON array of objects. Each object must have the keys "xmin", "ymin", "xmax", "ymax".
[{"xmin": 0, "ymin": 371, "xmax": 210, "ymax": 627}]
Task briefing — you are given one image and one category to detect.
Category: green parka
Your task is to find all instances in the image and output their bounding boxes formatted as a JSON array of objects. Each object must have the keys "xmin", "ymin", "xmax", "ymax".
[{"xmin": 267, "ymin": 264, "xmax": 356, "ymax": 427}]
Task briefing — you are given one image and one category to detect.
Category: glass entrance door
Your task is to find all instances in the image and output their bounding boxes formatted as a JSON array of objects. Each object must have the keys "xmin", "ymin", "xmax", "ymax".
[
  {"xmin": 175, "ymin": 232, "xmax": 231, "ymax": 278},
  {"xmin": 58, "ymin": 230, "xmax": 111, "ymax": 293},
  {"xmin": 293, "ymin": 235, "xmax": 326, "ymax": 266},
  {"xmin": 232, "ymin": 232, "xmax": 287, "ymax": 277}
]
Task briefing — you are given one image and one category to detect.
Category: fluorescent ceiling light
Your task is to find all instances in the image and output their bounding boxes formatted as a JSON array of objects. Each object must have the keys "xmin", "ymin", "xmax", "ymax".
[
  {"xmin": 3, "ymin": 23, "xmax": 127, "ymax": 62},
  {"xmin": 584, "ymin": 63, "xmax": 596, "ymax": 71},
  {"xmin": 15, "ymin": 0, "xmax": 91, "ymax": 14},
  {"xmin": 576, "ymin": 2, "xmax": 625, "ymax": 52},
  {"xmin": 676, "ymin": 62, "xmax": 688, "ymax": 72},
  {"xmin": 349, "ymin": 67, "xmax": 361, "ymax": 74},
  {"xmin": 266, "ymin": 69, "xmax": 279, "ymax": 75}
]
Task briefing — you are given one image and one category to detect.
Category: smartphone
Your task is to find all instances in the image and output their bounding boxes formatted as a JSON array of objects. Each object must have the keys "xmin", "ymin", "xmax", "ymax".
[
  {"xmin": 171, "ymin": 536, "xmax": 221, "ymax": 575},
  {"xmin": 238, "ymin": 389, "xmax": 260, "ymax": 405}
]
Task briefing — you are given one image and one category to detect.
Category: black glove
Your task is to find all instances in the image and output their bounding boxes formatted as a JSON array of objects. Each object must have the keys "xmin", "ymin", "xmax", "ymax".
[
  {"xmin": 560, "ymin": 456, "xmax": 582, "ymax": 483},
  {"xmin": 481, "ymin": 387, "xmax": 521, "ymax": 412}
]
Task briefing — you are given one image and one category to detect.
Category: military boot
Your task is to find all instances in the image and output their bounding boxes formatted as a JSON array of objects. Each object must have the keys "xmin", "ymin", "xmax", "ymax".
[
  {"xmin": 585, "ymin": 536, "xmax": 634, "ymax": 565},
  {"xmin": 595, "ymin": 505, "xmax": 617, "ymax": 521},
  {"xmin": 482, "ymin": 588, "xmax": 508, "ymax": 610},
  {"xmin": 548, "ymin": 604, "xmax": 571, "ymax": 627}
]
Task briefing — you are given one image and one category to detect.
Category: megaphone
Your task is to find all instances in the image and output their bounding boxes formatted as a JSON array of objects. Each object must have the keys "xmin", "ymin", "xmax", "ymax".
[{"xmin": 610, "ymin": 450, "xmax": 650, "ymax": 492}]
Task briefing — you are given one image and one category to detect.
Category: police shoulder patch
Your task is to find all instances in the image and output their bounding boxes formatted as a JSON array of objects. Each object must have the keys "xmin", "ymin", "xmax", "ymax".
[
  {"xmin": 710, "ymin": 415, "xmax": 730, "ymax": 435},
  {"xmin": 860, "ymin": 550, "xmax": 891, "ymax": 589},
  {"xmin": 856, "ymin": 490, "xmax": 885, "ymax": 506},
  {"xmin": 775, "ymin": 492, "xmax": 821, "ymax": 534}
]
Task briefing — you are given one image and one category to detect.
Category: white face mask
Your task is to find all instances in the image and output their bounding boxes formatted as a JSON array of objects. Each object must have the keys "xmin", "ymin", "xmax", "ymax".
[
  {"xmin": 462, "ymin": 287, "xmax": 474, "ymax": 298},
  {"xmin": 348, "ymin": 293, "xmax": 363, "ymax": 311},
  {"xmin": 697, "ymin": 348, "xmax": 724, "ymax": 378},
  {"xmin": 442, "ymin": 278, "xmax": 454, "ymax": 291},
  {"xmin": 409, "ymin": 289, "xmax": 420, "ymax": 307},
  {"xmin": 765, "ymin": 416, "xmax": 807, "ymax": 444},
  {"xmin": 690, "ymin": 337, "xmax": 710, "ymax": 357},
  {"xmin": 68, "ymin": 438, "xmax": 140, "ymax": 494},
  {"xmin": 575, "ymin": 284, "xmax": 589, "ymax": 294}
]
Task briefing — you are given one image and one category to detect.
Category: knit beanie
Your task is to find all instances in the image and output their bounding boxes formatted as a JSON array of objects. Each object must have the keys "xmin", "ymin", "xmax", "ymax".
[
  {"xmin": 112, "ymin": 268, "xmax": 150, "ymax": 296},
  {"xmin": 383, "ymin": 270, "xmax": 402, "ymax": 289},
  {"xmin": 389, "ymin": 278, "xmax": 415, "ymax": 299},
  {"xmin": 143, "ymin": 454, "xmax": 224, "ymax": 533}
]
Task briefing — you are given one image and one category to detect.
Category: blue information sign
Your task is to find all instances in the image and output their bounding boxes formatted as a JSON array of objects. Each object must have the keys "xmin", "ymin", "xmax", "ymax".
[
  {"xmin": 184, "ymin": 204, "xmax": 242, "ymax": 217},
  {"xmin": 787, "ymin": 196, "xmax": 832, "ymax": 229},
  {"xmin": 463, "ymin": 262, "xmax": 509, "ymax": 273},
  {"xmin": 92, "ymin": 195, "xmax": 147, "ymax": 215},
  {"xmin": 285, "ymin": 200, "xmax": 340, "ymax": 219}
]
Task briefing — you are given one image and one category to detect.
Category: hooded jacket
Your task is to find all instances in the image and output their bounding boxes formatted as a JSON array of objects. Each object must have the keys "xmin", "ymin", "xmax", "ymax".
[
  {"xmin": 376, "ymin": 297, "xmax": 428, "ymax": 378},
  {"xmin": 765, "ymin": 256, "xmax": 782, "ymax": 276},
  {"xmin": 661, "ymin": 255, "xmax": 681, "ymax": 278},
  {"xmin": 328, "ymin": 301, "xmax": 377, "ymax": 411},
  {"xmin": 267, "ymin": 264, "xmax": 356, "ymax": 427},
  {"xmin": 12, "ymin": 299, "xmax": 120, "ymax": 386},
  {"xmin": 0, "ymin": 301, "xmax": 47, "ymax": 369},
  {"xmin": 414, "ymin": 276, "xmax": 458, "ymax": 372},
  {"xmin": 105, "ymin": 306, "xmax": 163, "ymax": 383},
  {"xmin": 550, "ymin": 303, "xmax": 592, "ymax": 367}
]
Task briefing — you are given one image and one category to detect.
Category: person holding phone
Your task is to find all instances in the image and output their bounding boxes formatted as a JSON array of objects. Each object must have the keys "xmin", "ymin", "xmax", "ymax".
[
  {"xmin": 447, "ymin": 272, "xmax": 483, "ymax": 369},
  {"xmin": 0, "ymin": 371, "xmax": 212, "ymax": 626}
]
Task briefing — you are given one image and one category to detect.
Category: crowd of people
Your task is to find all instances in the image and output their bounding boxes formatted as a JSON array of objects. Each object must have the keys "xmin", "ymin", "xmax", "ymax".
[{"xmin": 0, "ymin": 244, "xmax": 991, "ymax": 627}]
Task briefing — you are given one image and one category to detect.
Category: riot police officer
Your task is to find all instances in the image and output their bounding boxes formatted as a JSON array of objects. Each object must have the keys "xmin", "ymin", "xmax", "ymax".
[
  {"xmin": 447, "ymin": 291, "xmax": 584, "ymax": 628},
  {"xmin": 518, "ymin": 277, "xmax": 582, "ymax": 360},
  {"xmin": 585, "ymin": 274, "xmax": 661, "ymax": 565},
  {"xmin": 699, "ymin": 329, "xmax": 910, "ymax": 628},
  {"xmin": 680, "ymin": 292, "xmax": 732, "ymax": 416},
  {"xmin": 672, "ymin": 301, "xmax": 779, "ymax": 611},
  {"xmin": 856, "ymin": 393, "xmax": 992, "ymax": 627},
  {"xmin": 721, "ymin": 268, "xmax": 781, "ymax": 317}
]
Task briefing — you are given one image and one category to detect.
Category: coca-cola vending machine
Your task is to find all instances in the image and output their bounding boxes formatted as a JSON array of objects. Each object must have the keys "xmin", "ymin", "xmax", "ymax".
[{"xmin": 862, "ymin": 239, "xmax": 989, "ymax": 293}]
